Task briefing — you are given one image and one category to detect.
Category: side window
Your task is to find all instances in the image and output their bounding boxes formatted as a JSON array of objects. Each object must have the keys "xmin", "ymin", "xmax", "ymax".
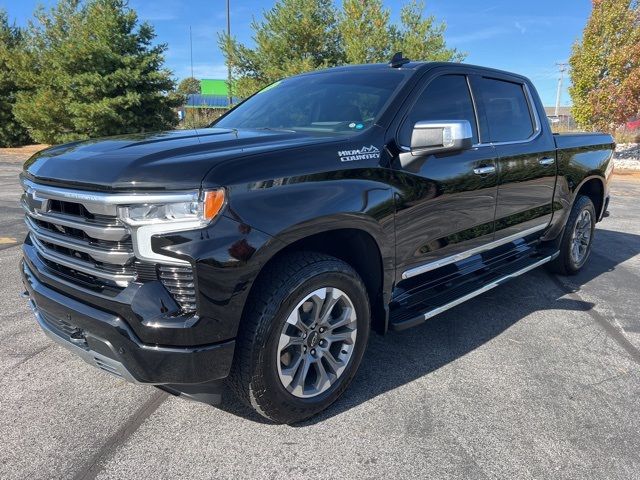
[
  {"xmin": 475, "ymin": 77, "xmax": 535, "ymax": 142},
  {"xmin": 399, "ymin": 74, "xmax": 478, "ymax": 146}
]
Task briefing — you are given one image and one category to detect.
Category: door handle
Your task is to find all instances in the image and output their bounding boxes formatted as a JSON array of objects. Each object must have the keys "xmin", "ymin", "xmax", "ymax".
[
  {"xmin": 473, "ymin": 165, "xmax": 496, "ymax": 175},
  {"xmin": 538, "ymin": 157, "xmax": 555, "ymax": 166}
]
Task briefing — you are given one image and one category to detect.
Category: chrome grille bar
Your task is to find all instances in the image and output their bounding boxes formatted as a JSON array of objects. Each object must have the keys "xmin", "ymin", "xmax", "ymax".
[
  {"xmin": 25, "ymin": 216, "xmax": 134, "ymax": 265},
  {"xmin": 21, "ymin": 177, "xmax": 198, "ymax": 216},
  {"xmin": 21, "ymin": 198, "xmax": 128, "ymax": 242},
  {"xmin": 31, "ymin": 236, "xmax": 134, "ymax": 286}
]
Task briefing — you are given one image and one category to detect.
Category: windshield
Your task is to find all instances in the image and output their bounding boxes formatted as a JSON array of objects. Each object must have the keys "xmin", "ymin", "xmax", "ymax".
[{"xmin": 214, "ymin": 69, "xmax": 409, "ymax": 134}]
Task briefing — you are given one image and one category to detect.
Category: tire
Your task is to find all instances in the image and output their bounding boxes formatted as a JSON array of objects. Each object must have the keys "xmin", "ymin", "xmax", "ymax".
[
  {"xmin": 229, "ymin": 251, "xmax": 371, "ymax": 424},
  {"xmin": 548, "ymin": 195, "xmax": 596, "ymax": 275}
]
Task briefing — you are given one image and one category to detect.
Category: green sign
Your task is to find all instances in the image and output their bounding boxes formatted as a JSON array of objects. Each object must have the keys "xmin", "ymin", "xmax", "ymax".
[{"xmin": 200, "ymin": 79, "xmax": 228, "ymax": 96}]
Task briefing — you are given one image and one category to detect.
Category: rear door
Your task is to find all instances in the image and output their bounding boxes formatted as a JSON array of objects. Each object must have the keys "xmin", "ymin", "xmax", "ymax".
[{"xmin": 470, "ymin": 75, "xmax": 557, "ymax": 240}]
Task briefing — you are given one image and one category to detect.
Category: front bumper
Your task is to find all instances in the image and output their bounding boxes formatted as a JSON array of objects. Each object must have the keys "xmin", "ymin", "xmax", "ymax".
[{"xmin": 21, "ymin": 260, "xmax": 235, "ymax": 385}]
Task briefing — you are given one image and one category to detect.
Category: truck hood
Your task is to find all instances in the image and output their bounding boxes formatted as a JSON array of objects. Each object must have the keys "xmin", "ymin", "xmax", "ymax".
[{"xmin": 23, "ymin": 128, "xmax": 331, "ymax": 191}]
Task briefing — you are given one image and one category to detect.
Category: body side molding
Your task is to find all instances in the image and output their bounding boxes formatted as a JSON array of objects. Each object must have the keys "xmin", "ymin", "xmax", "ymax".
[{"xmin": 401, "ymin": 222, "xmax": 549, "ymax": 280}]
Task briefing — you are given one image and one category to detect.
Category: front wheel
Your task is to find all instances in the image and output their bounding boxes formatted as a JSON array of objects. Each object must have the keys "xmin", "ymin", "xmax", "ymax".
[
  {"xmin": 548, "ymin": 195, "xmax": 596, "ymax": 275},
  {"xmin": 229, "ymin": 252, "xmax": 370, "ymax": 424}
]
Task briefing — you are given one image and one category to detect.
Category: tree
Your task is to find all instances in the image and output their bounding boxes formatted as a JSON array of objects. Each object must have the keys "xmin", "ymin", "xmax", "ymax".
[
  {"xmin": 340, "ymin": 0, "xmax": 392, "ymax": 64},
  {"xmin": 0, "ymin": 10, "xmax": 31, "ymax": 147},
  {"xmin": 12, "ymin": 0, "xmax": 182, "ymax": 144},
  {"xmin": 177, "ymin": 77, "xmax": 201, "ymax": 95},
  {"xmin": 219, "ymin": 0, "xmax": 343, "ymax": 99},
  {"xmin": 569, "ymin": 0, "xmax": 640, "ymax": 131},
  {"xmin": 220, "ymin": 0, "xmax": 464, "ymax": 99},
  {"xmin": 392, "ymin": 1, "xmax": 465, "ymax": 62}
]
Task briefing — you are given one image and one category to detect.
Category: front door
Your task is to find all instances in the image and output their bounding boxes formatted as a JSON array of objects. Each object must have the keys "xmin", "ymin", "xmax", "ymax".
[{"xmin": 392, "ymin": 73, "xmax": 499, "ymax": 284}]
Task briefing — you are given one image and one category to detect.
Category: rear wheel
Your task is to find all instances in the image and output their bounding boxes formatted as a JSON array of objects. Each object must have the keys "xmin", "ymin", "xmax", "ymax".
[
  {"xmin": 548, "ymin": 195, "xmax": 596, "ymax": 275},
  {"xmin": 229, "ymin": 252, "xmax": 370, "ymax": 424}
]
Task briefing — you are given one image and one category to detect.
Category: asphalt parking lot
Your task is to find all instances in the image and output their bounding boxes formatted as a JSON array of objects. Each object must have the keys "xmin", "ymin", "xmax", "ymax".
[{"xmin": 1, "ymin": 150, "xmax": 639, "ymax": 479}]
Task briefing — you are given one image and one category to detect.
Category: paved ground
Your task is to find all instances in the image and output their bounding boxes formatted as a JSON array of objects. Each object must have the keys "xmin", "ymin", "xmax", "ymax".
[{"xmin": 1, "ymin": 150, "xmax": 639, "ymax": 479}]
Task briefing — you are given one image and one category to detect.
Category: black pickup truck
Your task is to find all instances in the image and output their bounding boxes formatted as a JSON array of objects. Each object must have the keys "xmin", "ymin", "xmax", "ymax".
[{"xmin": 20, "ymin": 58, "xmax": 614, "ymax": 423}]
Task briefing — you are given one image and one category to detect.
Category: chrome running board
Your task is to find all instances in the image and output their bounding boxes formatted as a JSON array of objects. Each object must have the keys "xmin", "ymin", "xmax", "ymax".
[{"xmin": 391, "ymin": 251, "xmax": 559, "ymax": 331}]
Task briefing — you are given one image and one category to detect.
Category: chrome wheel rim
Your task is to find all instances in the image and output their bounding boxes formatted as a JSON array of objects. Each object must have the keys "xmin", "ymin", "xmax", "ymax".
[
  {"xmin": 570, "ymin": 209, "xmax": 592, "ymax": 265},
  {"xmin": 277, "ymin": 287, "xmax": 357, "ymax": 399}
]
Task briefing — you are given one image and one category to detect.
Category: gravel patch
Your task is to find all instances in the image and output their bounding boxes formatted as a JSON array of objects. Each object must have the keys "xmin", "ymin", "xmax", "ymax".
[{"xmin": 614, "ymin": 143, "xmax": 640, "ymax": 171}]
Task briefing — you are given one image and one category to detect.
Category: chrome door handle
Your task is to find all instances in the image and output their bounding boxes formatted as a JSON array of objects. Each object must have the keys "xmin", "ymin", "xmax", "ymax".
[
  {"xmin": 539, "ymin": 157, "xmax": 555, "ymax": 166},
  {"xmin": 473, "ymin": 165, "xmax": 496, "ymax": 175}
]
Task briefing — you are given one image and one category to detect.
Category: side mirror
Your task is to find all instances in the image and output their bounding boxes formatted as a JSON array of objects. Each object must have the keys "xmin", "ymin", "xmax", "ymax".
[{"xmin": 410, "ymin": 120, "xmax": 474, "ymax": 155}]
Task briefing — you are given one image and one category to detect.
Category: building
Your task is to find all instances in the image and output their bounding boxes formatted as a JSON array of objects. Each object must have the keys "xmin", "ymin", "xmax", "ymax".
[
  {"xmin": 184, "ymin": 79, "xmax": 237, "ymax": 110},
  {"xmin": 544, "ymin": 106, "xmax": 576, "ymax": 131}
]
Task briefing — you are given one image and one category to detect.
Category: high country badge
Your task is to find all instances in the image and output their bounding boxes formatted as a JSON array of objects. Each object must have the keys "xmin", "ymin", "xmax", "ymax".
[{"xmin": 338, "ymin": 145, "xmax": 380, "ymax": 162}]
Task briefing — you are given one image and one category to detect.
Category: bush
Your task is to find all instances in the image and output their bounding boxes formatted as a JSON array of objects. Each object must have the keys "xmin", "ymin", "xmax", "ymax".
[
  {"xmin": 613, "ymin": 127, "xmax": 640, "ymax": 144},
  {"xmin": 179, "ymin": 109, "xmax": 226, "ymax": 129}
]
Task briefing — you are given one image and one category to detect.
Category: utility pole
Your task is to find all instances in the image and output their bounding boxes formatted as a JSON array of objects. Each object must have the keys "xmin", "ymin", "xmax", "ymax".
[
  {"xmin": 189, "ymin": 26, "xmax": 194, "ymax": 79},
  {"xmin": 226, "ymin": 0, "xmax": 232, "ymax": 108},
  {"xmin": 555, "ymin": 62, "xmax": 568, "ymax": 117}
]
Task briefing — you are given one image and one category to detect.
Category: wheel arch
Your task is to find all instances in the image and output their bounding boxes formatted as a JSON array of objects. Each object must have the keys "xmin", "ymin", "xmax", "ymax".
[
  {"xmin": 243, "ymin": 224, "xmax": 392, "ymax": 335},
  {"xmin": 574, "ymin": 174, "xmax": 606, "ymax": 220}
]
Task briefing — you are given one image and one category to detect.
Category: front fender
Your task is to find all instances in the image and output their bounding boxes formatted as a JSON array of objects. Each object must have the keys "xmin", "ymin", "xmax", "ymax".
[{"xmin": 223, "ymin": 170, "xmax": 396, "ymax": 264}]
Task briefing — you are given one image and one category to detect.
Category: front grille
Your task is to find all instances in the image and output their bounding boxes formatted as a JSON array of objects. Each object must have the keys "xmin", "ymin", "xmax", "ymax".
[
  {"xmin": 22, "ymin": 191, "xmax": 135, "ymax": 288},
  {"xmin": 22, "ymin": 179, "xmax": 198, "ymax": 313},
  {"xmin": 158, "ymin": 265, "xmax": 197, "ymax": 313}
]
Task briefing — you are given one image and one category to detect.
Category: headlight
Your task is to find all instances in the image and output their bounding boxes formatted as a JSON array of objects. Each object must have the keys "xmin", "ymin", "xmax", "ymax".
[
  {"xmin": 118, "ymin": 189, "xmax": 225, "ymax": 228},
  {"xmin": 116, "ymin": 188, "xmax": 226, "ymax": 266}
]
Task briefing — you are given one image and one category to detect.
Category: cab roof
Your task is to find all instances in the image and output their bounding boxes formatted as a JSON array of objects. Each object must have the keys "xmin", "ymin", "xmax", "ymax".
[{"xmin": 296, "ymin": 61, "xmax": 530, "ymax": 84}]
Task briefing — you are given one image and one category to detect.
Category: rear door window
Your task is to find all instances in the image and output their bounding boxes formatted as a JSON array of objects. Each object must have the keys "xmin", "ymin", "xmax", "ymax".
[{"xmin": 474, "ymin": 78, "xmax": 535, "ymax": 143}]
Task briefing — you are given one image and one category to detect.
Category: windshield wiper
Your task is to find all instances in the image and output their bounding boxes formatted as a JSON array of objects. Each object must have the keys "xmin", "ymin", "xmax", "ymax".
[{"xmin": 254, "ymin": 127, "xmax": 297, "ymax": 133}]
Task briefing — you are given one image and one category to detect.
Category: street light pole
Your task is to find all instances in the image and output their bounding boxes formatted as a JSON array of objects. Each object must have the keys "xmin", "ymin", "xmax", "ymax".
[{"xmin": 226, "ymin": 0, "xmax": 232, "ymax": 108}]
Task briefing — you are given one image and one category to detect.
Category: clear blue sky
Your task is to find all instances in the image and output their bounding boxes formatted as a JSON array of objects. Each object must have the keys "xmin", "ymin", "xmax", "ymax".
[{"xmin": 3, "ymin": 0, "xmax": 591, "ymax": 106}]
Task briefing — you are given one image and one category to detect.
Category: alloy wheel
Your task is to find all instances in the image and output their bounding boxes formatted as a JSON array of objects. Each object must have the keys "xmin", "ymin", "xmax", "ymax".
[
  {"xmin": 276, "ymin": 287, "xmax": 358, "ymax": 398},
  {"xmin": 570, "ymin": 209, "xmax": 593, "ymax": 265}
]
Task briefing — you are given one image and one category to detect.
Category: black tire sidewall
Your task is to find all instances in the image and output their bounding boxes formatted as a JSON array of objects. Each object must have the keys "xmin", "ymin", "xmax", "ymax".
[
  {"xmin": 562, "ymin": 196, "xmax": 596, "ymax": 273},
  {"xmin": 256, "ymin": 268, "xmax": 370, "ymax": 418}
]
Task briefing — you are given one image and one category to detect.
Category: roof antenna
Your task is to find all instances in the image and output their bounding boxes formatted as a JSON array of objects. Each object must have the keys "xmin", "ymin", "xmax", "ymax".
[{"xmin": 389, "ymin": 52, "xmax": 410, "ymax": 68}]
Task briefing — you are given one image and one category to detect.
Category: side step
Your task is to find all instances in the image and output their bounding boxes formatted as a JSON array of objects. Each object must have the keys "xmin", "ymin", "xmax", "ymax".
[{"xmin": 389, "ymin": 251, "xmax": 559, "ymax": 331}]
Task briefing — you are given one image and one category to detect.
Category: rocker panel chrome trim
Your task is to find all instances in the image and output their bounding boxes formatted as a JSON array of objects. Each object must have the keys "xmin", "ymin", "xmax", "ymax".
[{"xmin": 401, "ymin": 222, "xmax": 549, "ymax": 280}]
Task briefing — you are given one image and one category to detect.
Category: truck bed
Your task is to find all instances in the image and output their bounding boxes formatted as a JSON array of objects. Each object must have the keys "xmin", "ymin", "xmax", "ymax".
[{"xmin": 554, "ymin": 132, "xmax": 615, "ymax": 150}]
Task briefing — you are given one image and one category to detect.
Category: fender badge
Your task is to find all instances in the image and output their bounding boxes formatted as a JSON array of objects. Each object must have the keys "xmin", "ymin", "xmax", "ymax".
[{"xmin": 338, "ymin": 145, "xmax": 380, "ymax": 162}]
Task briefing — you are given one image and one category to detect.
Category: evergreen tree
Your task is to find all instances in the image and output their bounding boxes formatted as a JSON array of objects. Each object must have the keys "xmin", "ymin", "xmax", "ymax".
[
  {"xmin": 0, "ymin": 10, "xmax": 31, "ymax": 147},
  {"xmin": 569, "ymin": 0, "xmax": 640, "ymax": 131},
  {"xmin": 340, "ymin": 0, "xmax": 392, "ymax": 64},
  {"xmin": 13, "ymin": 0, "xmax": 182, "ymax": 144},
  {"xmin": 392, "ymin": 1, "xmax": 465, "ymax": 63}
]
